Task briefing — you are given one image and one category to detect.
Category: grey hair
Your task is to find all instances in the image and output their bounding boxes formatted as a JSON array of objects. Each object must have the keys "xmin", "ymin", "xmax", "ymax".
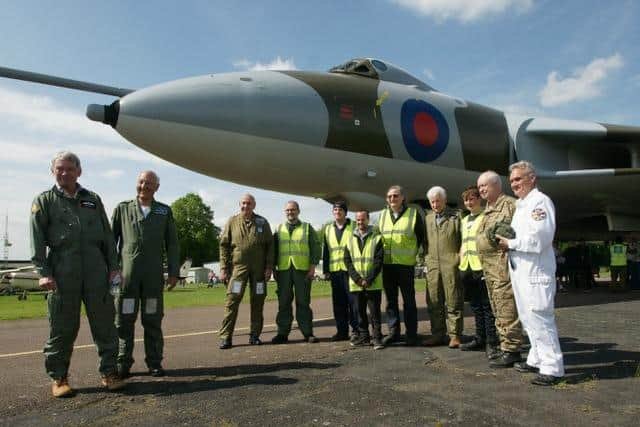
[
  {"xmin": 509, "ymin": 160, "xmax": 537, "ymax": 177},
  {"xmin": 51, "ymin": 151, "xmax": 81, "ymax": 170},
  {"xmin": 387, "ymin": 185, "xmax": 404, "ymax": 196},
  {"xmin": 139, "ymin": 170, "xmax": 160, "ymax": 184},
  {"xmin": 478, "ymin": 170, "xmax": 501, "ymax": 186},
  {"xmin": 240, "ymin": 193, "xmax": 256, "ymax": 203},
  {"xmin": 426, "ymin": 186, "xmax": 447, "ymax": 201}
]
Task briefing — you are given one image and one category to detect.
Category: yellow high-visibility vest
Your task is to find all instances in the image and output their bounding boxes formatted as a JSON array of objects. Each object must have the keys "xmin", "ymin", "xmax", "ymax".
[
  {"xmin": 277, "ymin": 222, "xmax": 310, "ymax": 271},
  {"xmin": 610, "ymin": 244, "xmax": 627, "ymax": 267},
  {"xmin": 459, "ymin": 212, "xmax": 484, "ymax": 272},
  {"xmin": 346, "ymin": 232, "xmax": 383, "ymax": 292},
  {"xmin": 324, "ymin": 221, "xmax": 354, "ymax": 272},
  {"xmin": 378, "ymin": 207, "xmax": 418, "ymax": 266}
]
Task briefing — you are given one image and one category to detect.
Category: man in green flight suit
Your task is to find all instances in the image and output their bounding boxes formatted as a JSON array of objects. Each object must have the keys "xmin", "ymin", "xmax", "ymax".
[
  {"xmin": 271, "ymin": 201, "xmax": 321, "ymax": 344},
  {"xmin": 218, "ymin": 194, "xmax": 274, "ymax": 349},
  {"xmin": 112, "ymin": 170, "xmax": 179, "ymax": 378},
  {"xmin": 30, "ymin": 151, "xmax": 125, "ymax": 398}
]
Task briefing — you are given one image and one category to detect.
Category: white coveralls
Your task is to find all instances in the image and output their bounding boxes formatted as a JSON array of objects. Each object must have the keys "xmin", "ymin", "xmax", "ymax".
[{"xmin": 507, "ymin": 188, "xmax": 564, "ymax": 377}]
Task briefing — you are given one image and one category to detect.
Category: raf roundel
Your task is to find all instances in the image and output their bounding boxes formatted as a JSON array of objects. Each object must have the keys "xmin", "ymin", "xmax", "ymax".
[{"xmin": 400, "ymin": 99, "xmax": 449, "ymax": 162}]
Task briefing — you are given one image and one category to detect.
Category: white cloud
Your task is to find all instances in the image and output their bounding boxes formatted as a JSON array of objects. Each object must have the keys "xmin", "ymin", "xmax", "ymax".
[
  {"xmin": 101, "ymin": 169, "xmax": 125, "ymax": 179},
  {"xmin": 0, "ymin": 86, "xmax": 117, "ymax": 142},
  {"xmin": 422, "ymin": 68, "xmax": 435, "ymax": 81},
  {"xmin": 391, "ymin": 0, "xmax": 534, "ymax": 23},
  {"xmin": 539, "ymin": 53, "xmax": 624, "ymax": 107},
  {"xmin": 232, "ymin": 56, "xmax": 297, "ymax": 71}
]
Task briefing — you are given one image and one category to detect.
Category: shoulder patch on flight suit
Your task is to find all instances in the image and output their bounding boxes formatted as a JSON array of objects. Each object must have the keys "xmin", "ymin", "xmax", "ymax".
[
  {"xmin": 531, "ymin": 208, "xmax": 547, "ymax": 221},
  {"xmin": 31, "ymin": 203, "xmax": 40, "ymax": 214},
  {"xmin": 80, "ymin": 200, "xmax": 97, "ymax": 209}
]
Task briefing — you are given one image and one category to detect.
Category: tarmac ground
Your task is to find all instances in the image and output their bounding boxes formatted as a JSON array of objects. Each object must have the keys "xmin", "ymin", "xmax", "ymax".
[{"xmin": 0, "ymin": 286, "xmax": 638, "ymax": 426}]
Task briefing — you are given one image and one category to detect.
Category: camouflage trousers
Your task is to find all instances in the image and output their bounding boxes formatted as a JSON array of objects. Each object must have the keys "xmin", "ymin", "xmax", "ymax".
[{"xmin": 480, "ymin": 251, "xmax": 523, "ymax": 352}]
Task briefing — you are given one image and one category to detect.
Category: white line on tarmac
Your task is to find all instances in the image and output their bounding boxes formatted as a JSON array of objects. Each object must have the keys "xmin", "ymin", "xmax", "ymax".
[{"xmin": 0, "ymin": 316, "xmax": 335, "ymax": 359}]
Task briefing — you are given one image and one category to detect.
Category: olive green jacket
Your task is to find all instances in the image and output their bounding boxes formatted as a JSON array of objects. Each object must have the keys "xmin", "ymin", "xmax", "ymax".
[
  {"xmin": 112, "ymin": 199, "xmax": 180, "ymax": 280},
  {"xmin": 220, "ymin": 213, "xmax": 274, "ymax": 272},
  {"xmin": 30, "ymin": 185, "xmax": 118, "ymax": 287},
  {"xmin": 425, "ymin": 206, "xmax": 461, "ymax": 269}
]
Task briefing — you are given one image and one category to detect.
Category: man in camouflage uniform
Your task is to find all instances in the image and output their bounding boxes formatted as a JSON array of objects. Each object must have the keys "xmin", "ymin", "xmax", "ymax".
[
  {"xmin": 112, "ymin": 171, "xmax": 179, "ymax": 378},
  {"xmin": 423, "ymin": 186, "xmax": 463, "ymax": 348},
  {"xmin": 30, "ymin": 151, "xmax": 125, "ymax": 397},
  {"xmin": 476, "ymin": 170, "xmax": 523, "ymax": 367},
  {"xmin": 218, "ymin": 194, "xmax": 274, "ymax": 349}
]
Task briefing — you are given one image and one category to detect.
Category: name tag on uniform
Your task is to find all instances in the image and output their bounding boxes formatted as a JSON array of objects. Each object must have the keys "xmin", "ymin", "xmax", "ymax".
[
  {"xmin": 256, "ymin": 282, "xmax": 265, "ymax": 295},
  {"xmin": 257, "ymin": 227, "xmax": 263, "ymax": 233},
  {"xmin": 232, "ymin": 281, "xmax": 242, "ymax": 294},
  {"xmin": 153, "ymin": 206, "xmax": 168, "ymax": 215},
  {"xmin": 80, "ymin": 200, "xmax": 97, "ymax": 209}
]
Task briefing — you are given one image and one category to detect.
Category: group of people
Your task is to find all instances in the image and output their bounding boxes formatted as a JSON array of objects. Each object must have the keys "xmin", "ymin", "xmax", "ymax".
[
  {"xmin": 216, "ymin": 161, "xmax": 565, "ymax": 387},
  {"xmin": 31, "ymin": 151, "xmax": 179, "ymax": 397},
  {"xmin": 31, "ymin": 151, "xmax": 565, "ymax": 399}
]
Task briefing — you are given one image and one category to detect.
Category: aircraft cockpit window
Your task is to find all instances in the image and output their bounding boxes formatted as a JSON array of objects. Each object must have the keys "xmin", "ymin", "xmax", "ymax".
[
  {"xmin": 371, "ymin": 60, "xmax": 388, "ymax": 72},
  {"xmin": 329, "ymin": 59, "xmax": 378, "ymax": 79}
]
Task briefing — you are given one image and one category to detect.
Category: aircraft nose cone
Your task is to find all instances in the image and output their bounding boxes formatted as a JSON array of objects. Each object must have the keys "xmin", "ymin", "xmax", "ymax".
[{"xmin": 86, "ymin": 101, "xmax": 120, "ymax": 127}]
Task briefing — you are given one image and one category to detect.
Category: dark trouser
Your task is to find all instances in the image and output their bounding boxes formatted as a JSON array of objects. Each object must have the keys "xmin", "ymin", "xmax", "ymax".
[
  {"xmin": 329, "ymin": 271, "xmax": 358, "ymax": 336},
  {"xmin": 382, "ymin": 264, "xmax": 418, "ymax": 338},
  {"xmin": 115, "ymin": 276, "xmax": 165, "ymax": 371},
  {"xmin": 461, "ymin": 268, "xmax": 498, "ymax": 346},
  {"xmin": 351, "ymin": 289, "xmax": 382, "ymax": 339},
  {"xmin": 275, "ymin": 268, "xmax": 313, "ymax": 337},
  {"xmin": 45, "ymin": 287, "xmax": 119, "ymax": 380},
  {"xmin": 610, "ymin": 266, "xmax": 628, "ymax": 289}
]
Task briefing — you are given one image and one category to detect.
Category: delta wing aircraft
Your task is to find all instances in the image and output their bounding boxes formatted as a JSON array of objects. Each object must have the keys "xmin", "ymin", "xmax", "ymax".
[{"xmin": 2, "ymin": 58, "xmax": 639, "ymax": 237}]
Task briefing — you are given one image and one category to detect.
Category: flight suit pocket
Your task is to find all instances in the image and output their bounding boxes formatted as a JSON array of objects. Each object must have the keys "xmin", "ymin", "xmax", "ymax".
[{"xmin": 529, "ymin": 278, "xmax": 554, "ymax": 314}]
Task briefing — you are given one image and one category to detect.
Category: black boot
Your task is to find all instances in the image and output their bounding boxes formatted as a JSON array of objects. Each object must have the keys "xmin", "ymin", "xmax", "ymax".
[
  {"xmin": 489, "ymin": 351, "xmax": 522, "ymax": 368},
  {"xmin": 460, "ymin": 337, "xmax": 485, "ymax": 351}
]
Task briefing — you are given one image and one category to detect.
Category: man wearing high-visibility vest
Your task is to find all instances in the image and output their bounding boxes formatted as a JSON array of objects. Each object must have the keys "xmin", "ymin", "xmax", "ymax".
[
  {"xmin": 344, "ymin": 210, "xmax": 385, "ymax": 350},
  {"xmin": 377, "ymin": 185, "xmax": 426, "ymax": 346},
  {"xmin": 423, "ymin": 186, "xmax": 463, "ymax": 348},
  {"xmin": 322, "ymin": 201, "xmax": 359, "ymax": 341},
  {"xmin": 609, "ymin": 236, "xmax": 628, "ymax": 290},
  {"xmin": 457, "ymin": 186, "xmax": 499, "ymax": 358},
  {"xmin": 272, "ymin": 201, "xmax": 321, "ymax": 344}
]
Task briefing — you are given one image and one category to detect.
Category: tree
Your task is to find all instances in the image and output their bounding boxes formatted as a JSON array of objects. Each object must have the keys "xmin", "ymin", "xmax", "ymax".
[{"xmin": 171, "ymin": 193, "xmax": 220, "ymax": 267}]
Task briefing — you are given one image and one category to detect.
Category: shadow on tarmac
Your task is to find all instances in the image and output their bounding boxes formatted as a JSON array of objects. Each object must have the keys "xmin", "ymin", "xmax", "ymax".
[
  {"xmin": 167, "ymin": 361, "xmax": 341, "ymax": 378},
  {"xmin": 559, "ymin": 337, "xmax": 640, "ymax": 382},
  {"xmin": 78, "ymin": 375, "xmax": 299, "ymax": 396}
]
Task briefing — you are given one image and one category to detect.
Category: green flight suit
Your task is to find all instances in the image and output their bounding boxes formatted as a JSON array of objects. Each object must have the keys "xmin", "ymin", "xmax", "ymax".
[
  {"xmin": 112, "ymin": 199, "xmax": 179, "ymax": 371},
  {"xmin": 274, "ymin": 222, "xmax": 321, "ymax": 337},
  {"xmin": 219, "ymin": 213, "xmax": 274, "ymax": 341},
  {"xmin": 425, "ymin": 207, "xmax": 463, "ymax": 339},
  {"xmin": 30, "ymin": 185, "xmax": 119, "ymax": 380}
]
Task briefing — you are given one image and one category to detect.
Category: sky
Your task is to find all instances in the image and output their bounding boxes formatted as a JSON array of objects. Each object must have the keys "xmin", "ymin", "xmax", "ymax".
[{"xmin": 1, "ymin": 0, "xmax": 639, "ymax": 260}]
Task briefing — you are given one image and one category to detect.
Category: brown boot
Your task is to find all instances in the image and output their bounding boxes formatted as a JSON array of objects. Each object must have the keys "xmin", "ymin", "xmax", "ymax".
[
  {"xmin": 448, "ymin": 336, "xmax": 461, "ymax": 349},
  {"xmin": 101, "ymin": 373, "xmax": 126, "ymax": 391},
  {"xmin": 52, "ymin": 377, "xmax": 73, "ymax": 398},
  {"xmin": 423, "ymin": 335, "xmax": 447, "ymax": 346}
]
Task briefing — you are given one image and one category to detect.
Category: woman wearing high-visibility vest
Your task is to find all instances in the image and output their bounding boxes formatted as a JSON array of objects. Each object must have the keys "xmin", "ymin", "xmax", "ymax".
[
  {"xmin": 458, "ymin": 186, "xmax": 500, "ymax": 358},
  {"xmin": 609, "ymin": 237, "xmax": 628, "ymax": 290},
  {"xmin": 344, "ymin": 210, "xmax": 385, "ymax": 350}
]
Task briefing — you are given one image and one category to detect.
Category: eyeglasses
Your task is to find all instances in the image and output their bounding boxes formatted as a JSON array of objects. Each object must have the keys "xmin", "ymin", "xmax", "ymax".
[{"xmin": 387, "ymin": 194, "xmax": 400, "ymax": 199}]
